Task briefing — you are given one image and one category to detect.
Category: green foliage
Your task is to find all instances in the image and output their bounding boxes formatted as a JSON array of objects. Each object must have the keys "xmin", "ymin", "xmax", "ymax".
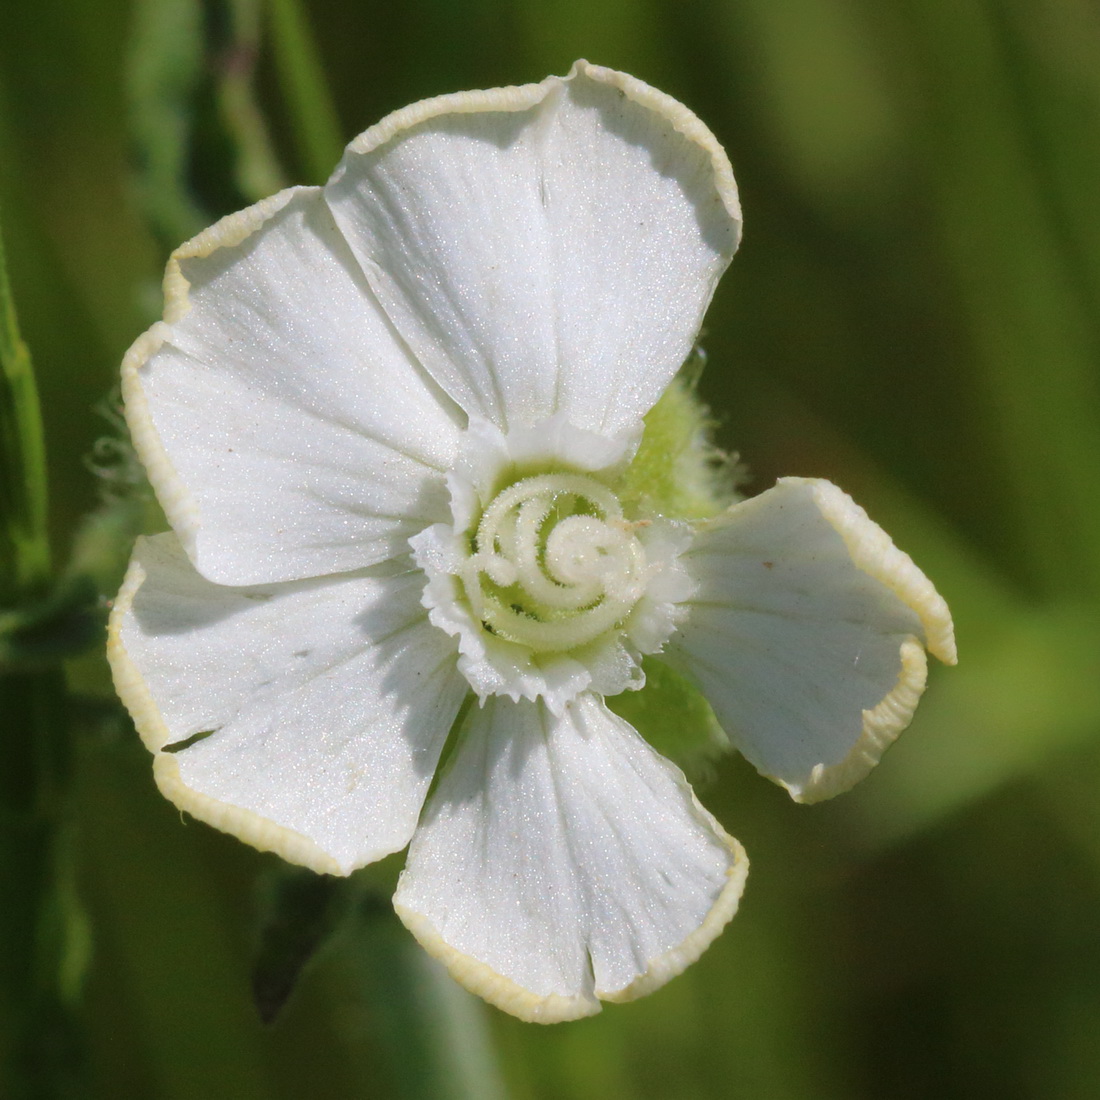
[
  {"xmin": 0, "ymin": 215, "xmax": 50, "ymax": 598},
  {"xmin": 2, "ymin": 0, "xmax": 1100, "ymax": 1096}
]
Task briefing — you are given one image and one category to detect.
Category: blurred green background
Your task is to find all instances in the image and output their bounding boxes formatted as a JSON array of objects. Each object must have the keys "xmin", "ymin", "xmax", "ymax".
[{"xmin": 3, "ymin": 0, "xmax": 1100, "ymax": 1097}]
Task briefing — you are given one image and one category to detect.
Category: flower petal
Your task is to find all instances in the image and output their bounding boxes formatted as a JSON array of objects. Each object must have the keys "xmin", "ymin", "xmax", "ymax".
[
  {"xmin": 325, "ymin": 59, "xmax": 740, "ymax": 437},
  {"xmin": 393, "ymin": 693, "xmax": 747, "ymax": 1023},
  {"xmin": 107, "ymin": 533, "xmax": 468, "ymax": 874},
  {"xmin": 125, "ymin": 187, "xmax": 462, "ymax": 586},
  {"xmin": 671, "ymin": 477, "xmax": 957, "ymax": 803}
]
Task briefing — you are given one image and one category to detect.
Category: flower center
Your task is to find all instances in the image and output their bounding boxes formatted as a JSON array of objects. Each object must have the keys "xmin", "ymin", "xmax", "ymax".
[
  {"xmin": 460, "ymin": 473, "xmax": 648, "ymax": 654},
  {"xmin": 411, "ymin": 415, "xmax": 696, "ymax": 711}
]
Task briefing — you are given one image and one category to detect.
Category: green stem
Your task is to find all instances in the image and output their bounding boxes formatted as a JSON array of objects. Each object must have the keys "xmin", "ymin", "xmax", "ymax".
[
  {"xmin": 0, "ymin": 671, "xmax": 83, "ymax": 1100},
  {"xmin": 78, "ymin": 737, "xmax": 273, "ymax": 1100},
  {"xmin": 127, "ymin": 0, "xmax": 209, "ymax": 250},
  {"xmin": 266, "ymin": 0, "xmax": 344, "ymax": 183},
  {"xmin": 0, "ymin": 215, "xmax": 50, "ymax": 598},
  {"xmin": 412, "ymin": 949, "xmax": 509, "ymax": 1100},
  {"xmin": 217, "ymin": 0, "xmax": 289, "ymax": 202},
  {"xmin": 0, "ymin": 207, "xmax": 86, "ymax": 1099}
]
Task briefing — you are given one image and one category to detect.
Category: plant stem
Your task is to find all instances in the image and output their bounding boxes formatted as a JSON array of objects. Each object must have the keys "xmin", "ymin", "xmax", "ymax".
[
  {"xmin": 266, "ymin": 0, "xmax": 344, "ymax": 183},
  {"xmin": 1, "ymin": 209, "xmax": 84, "ymax": 1097},
  {"xmin": 0, "ymin": 215, "xmax": 50, "ymax": 598},
  {"xmin": 218, "ymin": 0, "xmax": 289, "ymax": 203}
]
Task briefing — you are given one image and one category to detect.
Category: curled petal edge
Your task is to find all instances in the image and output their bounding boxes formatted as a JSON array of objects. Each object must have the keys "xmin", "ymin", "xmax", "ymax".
[
  {"xmin": 106, "ymin": 546, "xmax": 344, "ymax": 876},
  {"xmin": 771, "ymin": 476, "xmax": 956, "ymax": 803},
  {"xmin": 394, "ymin": 820, "xmax": 748, "ymax": 1024},
  {"xmin": 335, "ymin": 59, "xmax": 741, "ymax": 239},
  {"xmin": 783, "ymin": 476, "xmax": 957, "ymax": 666},
  {"xmin": 786, "ymin": 637, "xmax": 928, "ymax": 804},
  {"xmin": 120, "ymin": 188, "xmax": 316, "ymax": 567},
  {"xmin": 153, "ymin": 754, "xmax": 343, "ymax": 876}
]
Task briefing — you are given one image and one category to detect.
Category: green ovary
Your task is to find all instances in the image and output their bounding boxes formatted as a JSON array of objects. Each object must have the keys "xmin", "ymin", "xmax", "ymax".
[{"xmin": 460, "ymin": 473, "xmax": 647, "ymax": 654}]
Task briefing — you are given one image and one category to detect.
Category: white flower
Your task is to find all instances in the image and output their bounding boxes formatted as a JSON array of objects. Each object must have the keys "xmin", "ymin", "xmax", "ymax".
[{"xmin": 107, "ymin": 61, "xmax": 956, "ymax": 1023}]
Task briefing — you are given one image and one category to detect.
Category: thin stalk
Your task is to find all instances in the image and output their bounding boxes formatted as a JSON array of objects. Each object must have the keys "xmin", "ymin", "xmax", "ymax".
[
  {"xmin": 1, "ymin": 208, "xmax": 84, "ymax": 1097},
  {"xmin": 266, "ymin": 0, "xmax": 344, "ymax": 183},
  {"xmin": 0, "ymin": 215, "xmax": 50, "ymax": 597},
  {"xmin": 127, "ymin": 0, "xmax": 209, "ymax": 250},
  {"xmin": 217, "ymin": 0, "xmax": 288, "ymax": 202},
  {"xmin": 0, "ymin": 670, "xmax": 82, "ymax": 1100},
  {"xmin": 413, "ymin": 949, "xmax": 509, "ymax": 1100}
]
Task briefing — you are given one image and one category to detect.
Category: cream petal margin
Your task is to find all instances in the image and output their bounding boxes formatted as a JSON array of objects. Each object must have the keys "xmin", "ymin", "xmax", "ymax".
[
  {"xmin": 802, "ymin": 478, "xmax": 956, "ymax": 666},
  {"xmin": 108, "ymin": 534, "xmax": 467, "ymax": 875},
  {"xmin": 325, "ymin": 59, "xmax": 741, "ymax": 438},
  {"xmin": 673, "ymin": 477, "xmax": 956, "ymax": 804},
  {"xmin": 790, "ymin": 476, "xmax": 955, "ymax": 801},
  {"xmin": 394, "ymin": 695, "xmax": 748, "ymax": 1023},
  {"xmin": 123, "ymin": 187, "xmax": 461, "ymax": 587}
]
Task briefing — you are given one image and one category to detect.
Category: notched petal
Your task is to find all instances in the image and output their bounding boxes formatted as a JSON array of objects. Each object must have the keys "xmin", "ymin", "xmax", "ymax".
[
  {"xmin": 393, "ymin": 695, "xmax": 747, "ymax": 1022},
  {"xmin": 108, "ymin": 533, "xmax": 468, "ymax": 875},
  {"xmin": 325, "ymin": 60, "xmax": 741, "ymax": 438}
]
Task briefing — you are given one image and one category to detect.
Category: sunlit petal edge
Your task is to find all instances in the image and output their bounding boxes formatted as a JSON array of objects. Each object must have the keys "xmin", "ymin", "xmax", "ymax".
[
  {"xmin": 119, "ymin": 188, "xmax": 315, "ymax": 566},
  {"xmin": 334, "ymin": 59, "xmax": 741, "ymax": 234},
  {"xmin": 107, "ymin": 547, "xmax": 344, "ymax": 875},
  {"xmin": 393, "ymin": 822, "xmax": 748, "ymax": 1023}
]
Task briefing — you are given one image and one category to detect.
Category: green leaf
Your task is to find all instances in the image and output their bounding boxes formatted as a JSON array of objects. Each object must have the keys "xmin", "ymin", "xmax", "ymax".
[{"xmin": 251, "ymin": 866, "xmax": 345, "ymax": 1024}]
